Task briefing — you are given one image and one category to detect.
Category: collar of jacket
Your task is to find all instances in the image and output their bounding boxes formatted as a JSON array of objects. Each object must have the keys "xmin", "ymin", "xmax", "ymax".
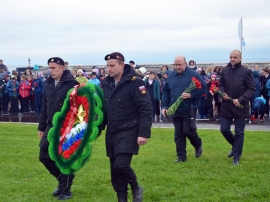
[
  {"xmin": 46, "ymin": 70, "xmax": 74, "ymax": 83},
  {"xmin": 173, "ymin": 66, "xmax": 189, "ymax": 76},
  {"xmin": 227, "ymin": 62, "xmax": 242, "ymax": 69},
  {"xmin": 104, "ymin": 64, "xmax": 136, "ymax": 85}
]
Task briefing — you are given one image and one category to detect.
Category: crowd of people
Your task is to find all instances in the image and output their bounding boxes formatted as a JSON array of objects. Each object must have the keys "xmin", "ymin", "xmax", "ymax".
[
  {"xmin": 0, "ymin": 59, "xmax": 270, "ymax": 123},
  {"xmin": 1, "ymin": 52, "xmax": 269, "ymax": 201}
]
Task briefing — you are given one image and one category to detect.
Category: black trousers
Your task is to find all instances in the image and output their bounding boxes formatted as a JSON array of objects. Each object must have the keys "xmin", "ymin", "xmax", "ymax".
[
  {"xmin": 220, "ymin": 117, "xmax": 245, "ymax": 160},
  {"xmin": 39, "ymin": 134, "xmax": 74, "ymax": 184},
  {"xmin": 110, "ymin": 154, "xmax": 138, "ymax": 193},
  {"xmin": 262, "ymin": 94, "xmax": 269, "ymax": 116},
  {"xmin": 172, "ymin": 111, "xmax": 202, "ymax": 160},
  {"xmin": 21, "ymin": 96, "xmax": 29, "ymax": 113},
  {"xmin": 2, "ymin": 95, "xmax": 9, "ymax": 113},
  {"xmin": 9, "ymin": 96, "xmax": 18, "ymax": 114}
]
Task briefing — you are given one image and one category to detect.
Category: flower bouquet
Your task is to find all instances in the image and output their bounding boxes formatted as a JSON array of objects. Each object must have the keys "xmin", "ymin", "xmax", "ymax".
[
  {"xmin": 167, "ymin": 77, "xmax": 201, "ymax": 116},
  {"xmin": 47, "ymin": 83, "xmax": 105, "ymax": 174},
  {"xmin": 209, "ymin": 84, "xmax": 244, "ymax": 109}
]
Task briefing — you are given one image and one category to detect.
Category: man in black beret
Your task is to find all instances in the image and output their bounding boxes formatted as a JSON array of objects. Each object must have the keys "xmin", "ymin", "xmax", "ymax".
[
  {"xmin": 102, "ymin": 52, "xmax": 152, "ymax": 202},
  {"xmin": 129, "ymin": 60, "xmax": 141, "ymax": 69},
  {"xmin": 38, "ymin": 57, "xmax": 79, "ymax": 200}
]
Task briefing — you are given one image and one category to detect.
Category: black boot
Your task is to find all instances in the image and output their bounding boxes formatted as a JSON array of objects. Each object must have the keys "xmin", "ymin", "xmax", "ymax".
[
  {"xmin": 132, "ymin": 186, "xmax": 143, "ymax": 202},
  {"xmin": 58, "ymin": 182, "xmax": 72, "ymax": 200},
  {"xmin": 117, "ymin": 192, "xmax": 128, "ymax": 202},
  {"xmin": 52, "ymin": 182, "xmax": 62, "ymax": 197}
]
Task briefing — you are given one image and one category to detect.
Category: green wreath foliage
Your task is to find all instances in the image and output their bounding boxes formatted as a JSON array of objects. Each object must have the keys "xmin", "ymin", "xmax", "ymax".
[{"xmin": 47, "ymin": 84, "xmax": 104, "ymax": 174}]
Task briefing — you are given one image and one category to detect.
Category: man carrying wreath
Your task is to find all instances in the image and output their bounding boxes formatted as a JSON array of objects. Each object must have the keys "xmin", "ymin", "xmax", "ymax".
[
  {"xmin": 38, "ymin": 57, "xmax": 79, "ymax": 200},
  {"xmin": 161, "ymin": 56, "xmax": 206, "ymax": 163}
]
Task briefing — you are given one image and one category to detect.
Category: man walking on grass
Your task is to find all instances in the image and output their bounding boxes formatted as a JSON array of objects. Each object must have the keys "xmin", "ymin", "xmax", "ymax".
[
  {"xmin": 38, "ymin": 57, "xmax": 79, "ymax": 200},
  {"xmin": 219, "ymin": 50, "xmax": 255, "ymax": 165},
  {"xmin": 161, "ymin": 56, "xmax": 206, "ymax": 163},
  {"xmin": 102, "ymin": 52, "xmax": 152, "ymax": 202}
]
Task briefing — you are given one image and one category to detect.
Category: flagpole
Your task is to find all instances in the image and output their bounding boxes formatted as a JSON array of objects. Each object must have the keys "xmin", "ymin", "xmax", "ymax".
[{"xmin": 240, "ymin": 17, "xmax": 242, "ymax": 59}]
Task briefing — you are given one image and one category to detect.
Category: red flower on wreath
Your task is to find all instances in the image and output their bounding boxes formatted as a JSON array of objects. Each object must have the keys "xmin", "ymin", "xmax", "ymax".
[
  {"xmin": 63, "ymin": 150, "xmax": 71, "ymax": 159},
  {"xmin": 191, "ymin": 77, "xmax": 202, "ymax": 89},
  {"xmin": 62, "ymin": 140, "xmax": 82, "ymax": 159}
]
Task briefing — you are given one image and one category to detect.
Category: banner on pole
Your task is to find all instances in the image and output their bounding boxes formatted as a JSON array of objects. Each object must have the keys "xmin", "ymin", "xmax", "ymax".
[{"xmin": 238, "ymin": 18, "xmax": 246, "ymax": 48}]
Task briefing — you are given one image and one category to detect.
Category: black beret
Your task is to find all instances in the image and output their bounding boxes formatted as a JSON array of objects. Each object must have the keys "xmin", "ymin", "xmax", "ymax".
[
  {"xmin": 104, "ymin": 52, "xmax": 125, "ymax": 61},
  {"xmin": 47, "ymin": 57, "xmax": 65, "ymax": 66}
]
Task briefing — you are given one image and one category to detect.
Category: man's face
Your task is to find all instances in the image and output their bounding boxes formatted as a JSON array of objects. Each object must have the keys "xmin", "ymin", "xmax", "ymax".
[
  {"xmin": 0, "ymin": 61, "xmax": 3, "ymax": 65},
  {"xmin": 230, "ymin": 51, "xmax": 241, "ymax": 66},
  {"xmin": 129, "ymin": 63, "xmax": 134, "ymax": 68},
  {"xmin": 261, "ymin": 70, "xmax": 268, "ymax": 76},
  {"xmin": 107, "ymin": 60, "xmax": 124, "ymax": 78},
  {"xmin": 254, "ymin": 65, "xmax": 259, "ymax": 71},
  {"xmin": 174, "ymin": 58, "xmax": 187, "ymax": 74},
  {"xmin": 72, "ymin": 70, "xmax": 77, "ymax": 76},
  {"xmin": 149, "ymin": 73, "xmax": 155, "ymax": 80},
  {"xmin": 49, "ymin": 63, "xmax": 64, "ymax": 81}
]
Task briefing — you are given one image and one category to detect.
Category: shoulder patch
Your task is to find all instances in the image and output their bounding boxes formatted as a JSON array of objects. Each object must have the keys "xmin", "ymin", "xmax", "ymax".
[
  {"xmin": 139, "ymin": 85, "xmax": 147, "ymax": 95},
  {"xmin": 131, "ymin": 76, "xmax": 137, "ymax": 81}
]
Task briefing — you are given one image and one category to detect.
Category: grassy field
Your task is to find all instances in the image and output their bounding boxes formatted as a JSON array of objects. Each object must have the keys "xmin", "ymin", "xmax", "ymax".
[{"xmin": 0, "ymin": 123, "xmax": 269, "ymax": 202}]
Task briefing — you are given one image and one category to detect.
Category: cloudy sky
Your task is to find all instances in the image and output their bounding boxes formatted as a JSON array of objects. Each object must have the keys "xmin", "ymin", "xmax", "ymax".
[{"xmin": 1, "ymin": 0, "xmax": 270, "ymax": 68}]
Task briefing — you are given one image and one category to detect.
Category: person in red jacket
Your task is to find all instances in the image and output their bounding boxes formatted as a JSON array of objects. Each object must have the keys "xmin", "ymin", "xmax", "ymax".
[
  {"xmin": 19, "ymin": 75, "xmax": 32, "ymax": 113},
  {"xmin": 27, "ymin": 75, "xmax": 35, "ymax": 113}
]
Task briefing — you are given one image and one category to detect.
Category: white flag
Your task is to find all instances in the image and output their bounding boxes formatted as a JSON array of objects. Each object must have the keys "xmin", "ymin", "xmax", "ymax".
[{"xmin": 238, "ymin": 18, "xmax": 246, "ymax": 48}]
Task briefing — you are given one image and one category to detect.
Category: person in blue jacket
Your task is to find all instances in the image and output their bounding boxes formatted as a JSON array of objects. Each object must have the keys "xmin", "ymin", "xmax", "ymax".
[
  {"xmin": 144, "ymin": 71, "xmax": 160, "ymax": 118},
  {"xmin": 1, "ymin": 74, "xmax": 10, "ymax": 115},
  {"xmin": 251, "ymin": 97, "xmax": 266, "ymax": 123},
  {"xmin": 161, "ymin": 55, "xmax": 206, "ymax": 163},
  {"xmin": 6, "ymin": 75, "xmax": 19, "ymax": 115},
  {"xmin": 88, "ymin": 72, "xmax": 100, "ymax": 86},
  {"xmin": 32, "ymin": 73, "xmax": 44, "ymax": 115}
]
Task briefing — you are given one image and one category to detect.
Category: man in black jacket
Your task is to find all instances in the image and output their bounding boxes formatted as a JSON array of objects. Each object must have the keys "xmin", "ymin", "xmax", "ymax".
[
  {"xmin": 219, "ymin": 50, "xmax": 255, "ymax": 165},
  {"xmin": 38, "ymin": 57, "xmax": 79, "ymax": 200},
  {"xmin": 102, "ymin": 52, "xmax": 152, "ymax": 202}
]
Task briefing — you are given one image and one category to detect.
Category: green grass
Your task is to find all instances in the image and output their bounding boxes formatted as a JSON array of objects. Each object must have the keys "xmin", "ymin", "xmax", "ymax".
[{"xmin": 0, "ymin": 123, "xmax": 269, "ymax": 202}]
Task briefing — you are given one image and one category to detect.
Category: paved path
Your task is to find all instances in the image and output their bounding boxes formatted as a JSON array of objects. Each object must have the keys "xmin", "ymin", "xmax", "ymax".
[{"xmin": 0, "ymin": 113, "xmax": 269, "ymax": 131}]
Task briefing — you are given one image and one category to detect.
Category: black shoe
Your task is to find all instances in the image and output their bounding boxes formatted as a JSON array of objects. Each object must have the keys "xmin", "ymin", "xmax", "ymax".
[
  {"xmin": 195, "ymin": 146, "xmax": 203, "ymax": 158},
  {"xmin": 174, "ymin": 158, "xmax": 187, "ymax": 163},
  {"xmin": 228, "ymin": 150, "xmax": 233, "ymax": 158},
  {"xmin": 232, "ymin": 158, "xmax": 239, "ymax": 165},
  {"xmin": 52, "ymin": 183, "xmax": 62, "ymax": 197},
  {"xmin": 132, "ymin": 186, "xmax": 143, "ymax": 202},
  {"xmin": 58, "ymin": 190, "xmax": 72, "ymax": 200},
  {"xmin": 117, "ymin": 192, "xmax": 128, "ymax": 202},
  {"xmin": 58, "ymin": 182, "xmax": 72, "ymax": 200}
]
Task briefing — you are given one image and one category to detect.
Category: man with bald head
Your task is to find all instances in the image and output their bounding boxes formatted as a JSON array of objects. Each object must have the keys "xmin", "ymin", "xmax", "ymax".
[
  {"xmin": 161, "ymin": 56, "xmax": 206, "ymax": 163},
  {"xmin": 219, "ymin": 50, "xmax": 255, "ymax": 165}
]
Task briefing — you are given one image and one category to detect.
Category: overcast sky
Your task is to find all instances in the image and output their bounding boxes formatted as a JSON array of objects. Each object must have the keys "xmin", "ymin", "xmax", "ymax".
[{"xmin": 1, "ymin": 0, "xmax": 270, "ymax": 68}]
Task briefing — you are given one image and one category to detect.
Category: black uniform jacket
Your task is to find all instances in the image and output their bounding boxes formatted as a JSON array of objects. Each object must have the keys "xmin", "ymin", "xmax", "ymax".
[
  {"xmin": 102, "ymin": 65, "xmax": 152, "ymax": 158},
  {"xmin": 38, "ymin": 70, "xmax": 79, "ymax": 135},
  {"xmin": 219, "ymin": 62, "xmax": 255, "ymax": 119}
]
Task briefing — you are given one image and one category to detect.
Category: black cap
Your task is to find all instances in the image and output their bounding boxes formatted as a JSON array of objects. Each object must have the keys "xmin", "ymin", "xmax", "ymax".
[
  {"xmin": 104, "ymin": 52, "xmax": 125, "ymax": 61},
  {"xmin": 47, "ymin": 57, "xmax": 65, "ymax": 66}
]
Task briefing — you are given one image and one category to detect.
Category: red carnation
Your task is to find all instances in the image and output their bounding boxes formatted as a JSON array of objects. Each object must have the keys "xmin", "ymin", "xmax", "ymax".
[
  {"xmin": 191, "ymin": 77, "xmax": 202, "ymax": 89},
  {"xmin": 63, "ymin": 150, "xmax": 71, "ymax": 159}
]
